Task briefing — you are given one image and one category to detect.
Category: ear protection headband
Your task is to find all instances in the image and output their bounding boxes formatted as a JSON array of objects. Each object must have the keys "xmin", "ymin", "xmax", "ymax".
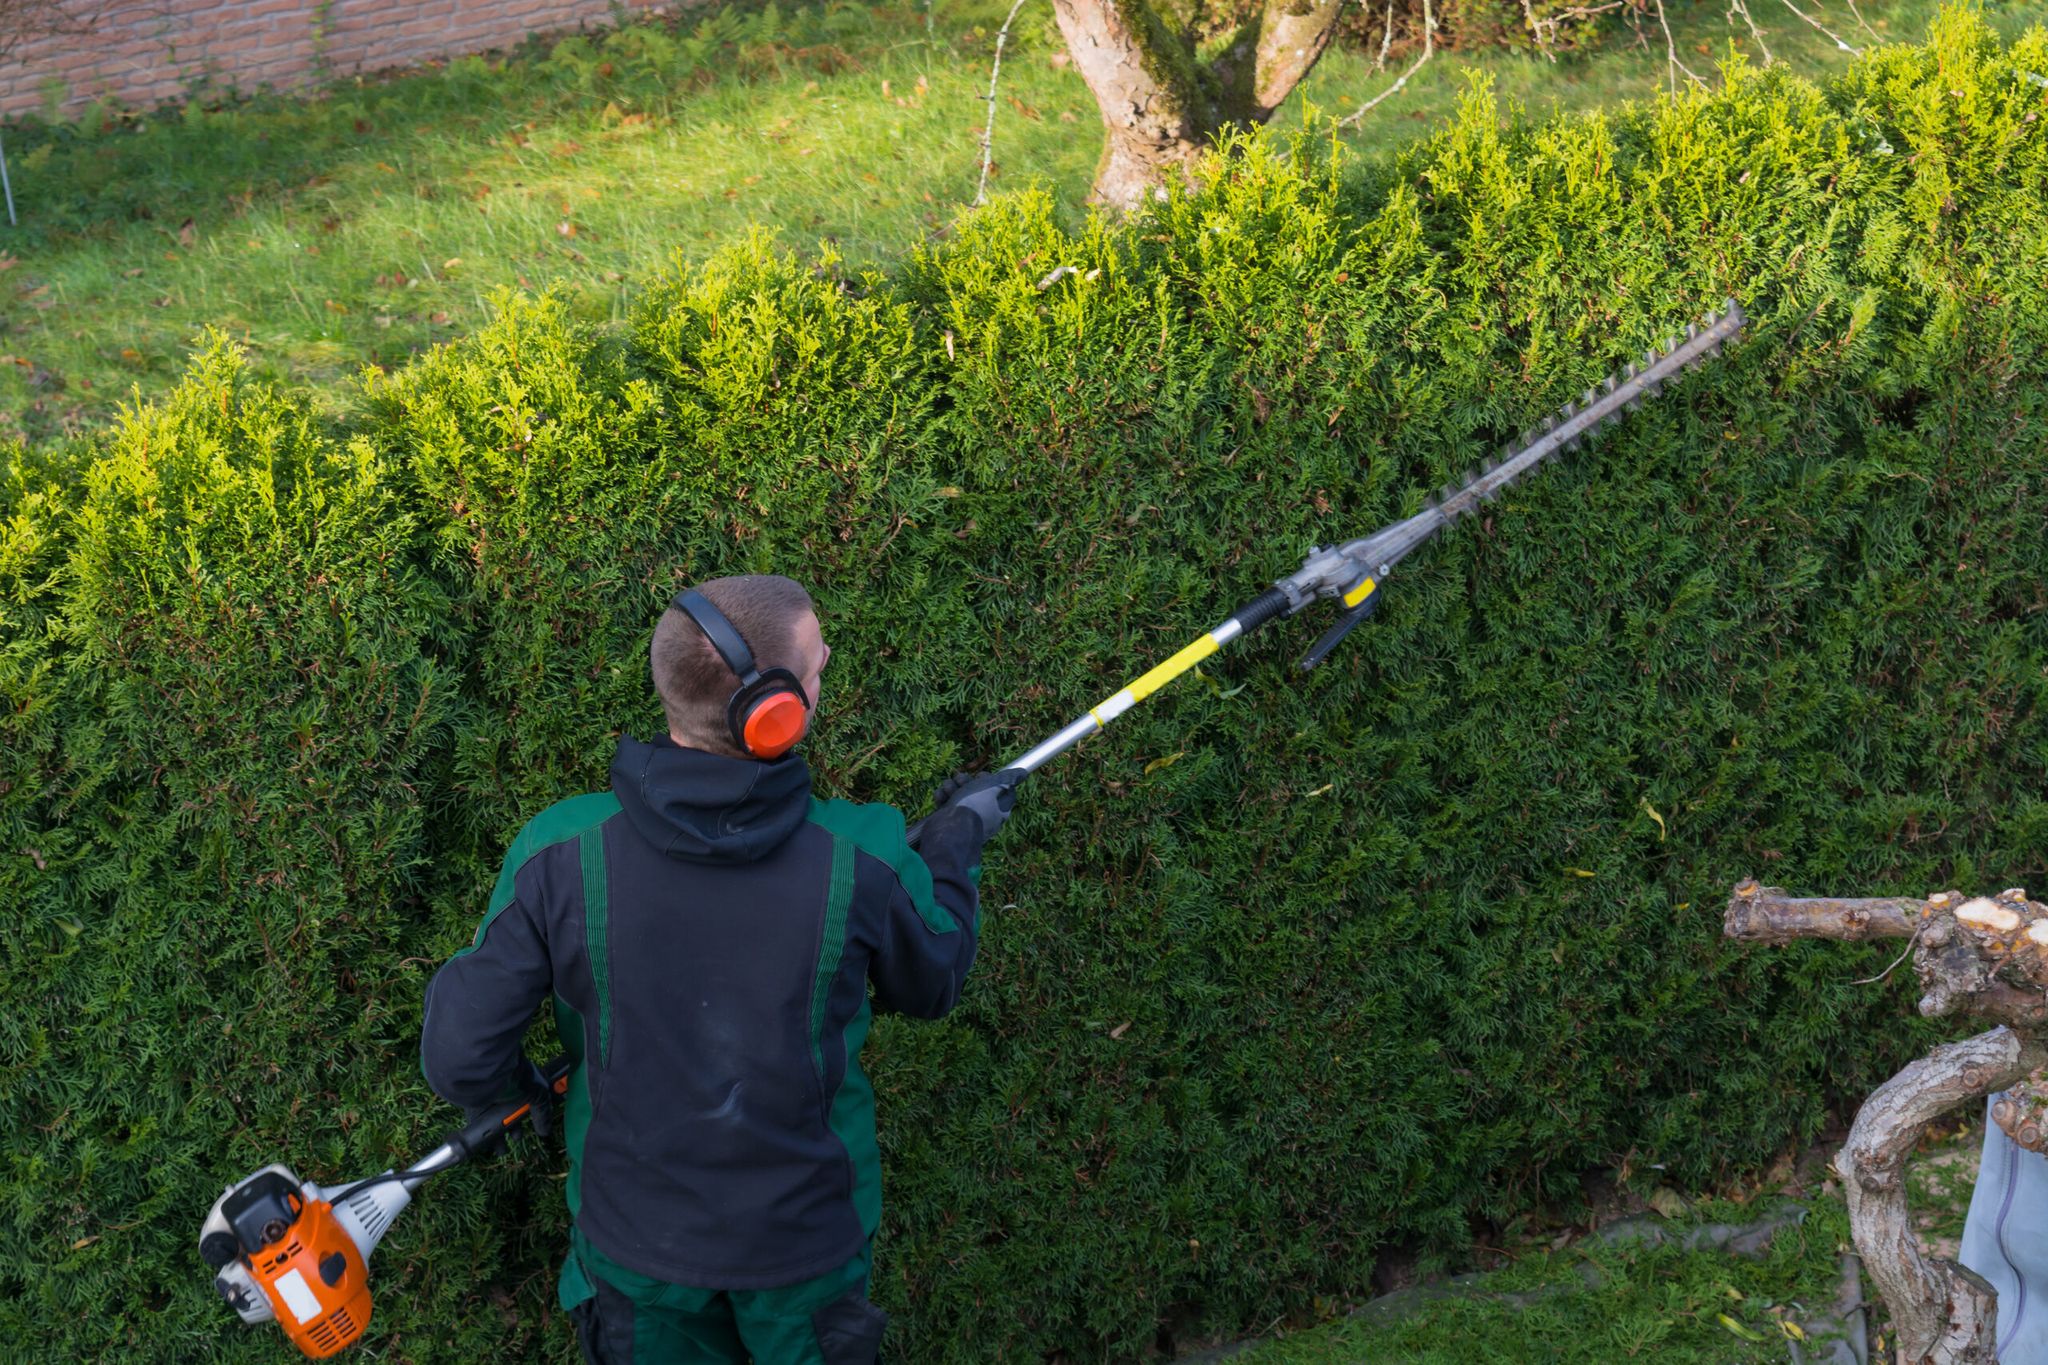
[{"xmin": 669, "ymin": 589, "xmax": 811, "ymax": 760}]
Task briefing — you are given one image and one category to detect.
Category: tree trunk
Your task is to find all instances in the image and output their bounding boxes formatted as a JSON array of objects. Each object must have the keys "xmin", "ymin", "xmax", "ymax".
[
  {"xmin": 1836, "ymin": 1027, "xmax": 2048, "ymax": 1364},
  {"xmin": 1725, "ymin": 880, "xmax": 2048, "ymax": 1363},
  {"xmin": 1051, "ymin": 0, "xmax": 1346, "ymax": 211}
]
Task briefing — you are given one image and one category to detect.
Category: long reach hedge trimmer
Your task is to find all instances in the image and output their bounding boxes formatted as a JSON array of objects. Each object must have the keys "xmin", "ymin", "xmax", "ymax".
[
  {"xmin": 200, "ymin": 302, "xmax": 1743, "ymax": 1360},
  {"xmin": 907, "ymin": 298, "xmax": 1747, "ymax": 845}
]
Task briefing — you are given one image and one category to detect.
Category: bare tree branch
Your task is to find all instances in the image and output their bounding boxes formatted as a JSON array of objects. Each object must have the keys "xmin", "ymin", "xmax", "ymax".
[
  {"xmin": 1374, "ymin": 0, "xmax": 1394, "ymax": 70},
  {"xmin": 1339, "ymin": 0, "xmax": 1433, "ymax": 127},
  {"xmin": 1843, "ymin": 0, "xmax": 1883, "ymax": 45},
  {"xmin": 1775, "ymin": 0, "xmax": 1859, "ymax": 54},
  {"xmin": 1723, "ymin": 881, "xmax": 1920, "ymax": 942},
  {"xmin": 975, "ymin": 0, "xmax": 1034, "ymax": 206},
  {"xmin": 1653, "ymin": 0, "xmax": 1707, "ymax": 93},
  {"xmin": 1724, "ymin": 0, "xmax": 1774, "ymax": 63},
  {"xmin": 1250, "ymin": 0, "xmax": 1347, "ymax": 115}
]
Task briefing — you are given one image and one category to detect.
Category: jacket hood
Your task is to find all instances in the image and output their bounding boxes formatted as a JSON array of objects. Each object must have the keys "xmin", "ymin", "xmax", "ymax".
[{"xmin": 610, "ymin": 734, "xmax": 813, "ymax": 864}]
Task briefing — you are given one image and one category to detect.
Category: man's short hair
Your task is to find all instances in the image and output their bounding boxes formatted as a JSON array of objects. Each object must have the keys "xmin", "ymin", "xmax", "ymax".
[{"xmin": 652, "ymin": 575, "xmax": 816, "ymax": 754}]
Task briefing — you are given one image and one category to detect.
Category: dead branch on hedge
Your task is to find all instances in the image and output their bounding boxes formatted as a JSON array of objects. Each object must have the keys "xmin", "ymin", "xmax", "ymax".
[
  {"xmin": 975, "ymin": 0, "xmax": 1034, "ymax": 206},
  {"xmin": 1340, "ymin": 0, "xmax": 1435, "ymax": 126},
  {"xmin": 1726, "ymin": 880, "xmax": 2048, "ymax": 1362}
]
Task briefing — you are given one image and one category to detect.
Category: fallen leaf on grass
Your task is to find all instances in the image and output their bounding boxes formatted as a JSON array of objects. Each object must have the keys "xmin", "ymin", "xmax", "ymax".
[
  {"xmin": 1143, "ymin": 752, "xmax": 1183, "ymax": 775},
  {"xmin": 177, "ymin": 218, "xmax": 195, "ymax": 247},
  {"xmin": 1717, "ymin": 1314, "xmax": 1767, "ymax": 1343},
  {"xmin": 1109, "ymin": 1021, "xmax": 1132, "ymax": 1040},
  {"xmin": 1648, "ymin": 1186, "xmax": 1688, "ymax": 1219},
  {"xmin": 119, "ymin": 348, "xmax": 141, "ymax": 362},
  {"xmin": 1304, "ymin": 783, "xmax": 1334, "ymax": 798},
  {"xmin": 1565, "ymin": 867, "xmax": 1596, "ymax": 878},
  {"xmin": 443, "ymin": 257, "xmax": 463, "ymax": 270},
  {"xmin": 71, "ymin": 1236, "xmax": 97, "ymax": 1249},
  {"xmin": 1007, "ymin": 95, "xmax": 1041, "ymax": 120},
  {"xmin": 324, "ymin": 299, "xmax": 348, "ymax": 313},
  {"xmin": 430, "ymin": 312, "xmax": 450, "ymax": 324},
  {"xmin": 1639, "ymin": 797, "xmax": 1666, "ymax": 841},
  {"xmin": 558, "ymin": 220, "xmax": 578, "ymax": 238},
  {"xmin": 0, "ymin": 255, "xmax": 15, "ymax": 271}
]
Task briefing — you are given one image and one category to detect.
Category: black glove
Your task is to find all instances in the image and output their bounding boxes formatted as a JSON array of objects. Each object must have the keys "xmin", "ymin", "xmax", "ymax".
[
  {"xmin": 462, "ymin": 1058, "xmax": 553, "ymax": 1157},
  {"xmin": 925, "ymin": 768, "xmax": 1024, "ymax": 844}
]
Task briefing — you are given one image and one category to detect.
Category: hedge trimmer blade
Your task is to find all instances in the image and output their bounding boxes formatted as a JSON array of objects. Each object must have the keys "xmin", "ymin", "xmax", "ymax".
[
  {"xmin": 1432, "ymin": 299, "xmax": 1749, "ymax": 528},
  {"xmin": 907, "ymin": 299, "xmax": 1748, "ymax": 845},
  {"xmin": 1311, "ymin": 298, "xmax": 1750, "ymax": 600}
]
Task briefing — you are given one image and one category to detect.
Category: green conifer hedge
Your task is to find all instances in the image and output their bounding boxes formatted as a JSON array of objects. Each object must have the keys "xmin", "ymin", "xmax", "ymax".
[{"xmin": 5, "ymin": 12, "xmax": 2047, "ymax": 1359}]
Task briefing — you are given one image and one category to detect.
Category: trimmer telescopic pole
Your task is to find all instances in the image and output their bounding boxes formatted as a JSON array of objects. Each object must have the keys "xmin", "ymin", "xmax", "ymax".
[{"xmin": 908, "ymin": 301, "xmax": 1746, "ymax": 847}]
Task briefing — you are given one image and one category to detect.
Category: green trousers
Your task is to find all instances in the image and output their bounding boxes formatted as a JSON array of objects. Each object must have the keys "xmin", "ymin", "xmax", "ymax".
[{"xmin": 559, "ymin": 1227, "xmax": 889, "ymax": 1365}]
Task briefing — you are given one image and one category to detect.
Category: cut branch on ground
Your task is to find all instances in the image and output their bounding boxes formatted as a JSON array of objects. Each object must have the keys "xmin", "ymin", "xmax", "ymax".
[{"xmin": 1726, "ymin": 880, "xmax": 2048, "ymax": 1364}]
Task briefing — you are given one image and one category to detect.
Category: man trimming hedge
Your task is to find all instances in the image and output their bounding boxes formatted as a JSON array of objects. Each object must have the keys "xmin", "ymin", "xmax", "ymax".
[{"xmin": 418, "ymin": 575, "xmax": 1018, "ymax": 1364}]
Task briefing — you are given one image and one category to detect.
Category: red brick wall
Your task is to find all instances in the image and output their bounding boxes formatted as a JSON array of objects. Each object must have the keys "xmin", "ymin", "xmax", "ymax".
[{"xmin": 0, "ymin": 0, "xmax": 667, "ymax": 117}]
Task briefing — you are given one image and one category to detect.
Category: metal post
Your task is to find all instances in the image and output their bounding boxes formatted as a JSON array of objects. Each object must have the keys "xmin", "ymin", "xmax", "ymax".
[{"xmin": 0, "ymin": 132, "xmax": 15, "ymax": 227}]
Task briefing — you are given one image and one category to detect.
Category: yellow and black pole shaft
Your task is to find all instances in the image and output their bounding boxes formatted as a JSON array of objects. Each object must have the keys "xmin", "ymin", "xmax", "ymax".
[{"xmin": 905, "ymin": 300, "xmax": 1745, "ymax": 848}]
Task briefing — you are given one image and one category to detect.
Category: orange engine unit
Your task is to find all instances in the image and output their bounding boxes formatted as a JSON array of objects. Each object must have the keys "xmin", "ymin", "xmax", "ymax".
[{"xmin": 226, "ymin": 1173, "xmax": 374, "ymax": 1358}]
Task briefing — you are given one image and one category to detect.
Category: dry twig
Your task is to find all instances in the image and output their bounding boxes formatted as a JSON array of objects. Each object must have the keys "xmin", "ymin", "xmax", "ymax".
[
  {"xmin": 1775, "ymin": 0, "xmax": 1859, "ymax": 55},
  {"xmin": 1654, "ymin": 0, "xmax": 1708, "ymax": 92},
  {"xmin": 975, "ymin": 0, "xmax": 1034, "ymax": 206},
  {"xmin": 1340, "ymin": 0, "xmax": 1435, "ymax": 126},
  {"xmin": 1844, "ymin": 0, "xmax": 1883, "ymax": 44},
  {"xmin": 1724, "ymin": 0, "xmax": 1775, "ymax": 63}
]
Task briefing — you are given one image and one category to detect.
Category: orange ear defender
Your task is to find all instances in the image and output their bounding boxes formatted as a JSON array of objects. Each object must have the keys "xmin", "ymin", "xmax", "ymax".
[{"xmin": 670, "ymin": 589, "xmax": 812, "ymax": 760}]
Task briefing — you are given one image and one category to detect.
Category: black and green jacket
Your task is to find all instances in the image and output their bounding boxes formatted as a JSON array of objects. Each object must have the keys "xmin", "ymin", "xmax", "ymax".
[{"xmin": 419, "ymin": 735, "xmax": 986, "ymax": 1290}]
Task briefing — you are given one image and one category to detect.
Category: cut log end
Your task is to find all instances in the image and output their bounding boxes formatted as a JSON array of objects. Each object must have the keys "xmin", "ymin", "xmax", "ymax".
[{"xmin": 1956, "ymin": 897, "xmax": 2022, "ymax": 935}]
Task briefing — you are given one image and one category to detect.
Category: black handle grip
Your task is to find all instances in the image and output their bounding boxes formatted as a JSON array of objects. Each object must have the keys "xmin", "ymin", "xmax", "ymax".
[
  {"xmin": 1297, "ymin": 592, "xmax": 1381, "ymax": 671},
  {"xmin": 1231, "ymin": 586, "xmax": 1295, "ymax": 633},
  {"xmin": 448, "ymin": 1054, "xmax": 571, "ymax": 1160}
]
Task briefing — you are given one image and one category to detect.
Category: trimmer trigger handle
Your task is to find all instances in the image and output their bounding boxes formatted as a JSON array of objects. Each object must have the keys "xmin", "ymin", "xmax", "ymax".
[{"xmin": 1298, "ymin": 592, "xmax": 1381, "ymax": 672}]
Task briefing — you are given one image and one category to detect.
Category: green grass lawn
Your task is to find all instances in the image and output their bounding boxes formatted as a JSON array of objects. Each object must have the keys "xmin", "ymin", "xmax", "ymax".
[
  {"xmin": 3, "ymin": 0, "xmax": 2044, "ymax": 446},
  {"xmin": 1222, "ymin": 1121, "xmax": 1988, "ymax": 1363}
]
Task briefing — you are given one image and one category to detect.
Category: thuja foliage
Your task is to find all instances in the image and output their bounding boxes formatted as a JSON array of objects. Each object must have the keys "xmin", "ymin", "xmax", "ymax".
[{"xmin": 6, "ymin": 11, "xmax": 2048, "ymax": 1359}]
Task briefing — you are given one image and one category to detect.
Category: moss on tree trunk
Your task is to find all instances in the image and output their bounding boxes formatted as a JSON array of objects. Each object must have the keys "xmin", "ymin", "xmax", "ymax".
[{"xmin": 1053, "ymin": 0, "xmax": 1344, "ymax": 209}]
